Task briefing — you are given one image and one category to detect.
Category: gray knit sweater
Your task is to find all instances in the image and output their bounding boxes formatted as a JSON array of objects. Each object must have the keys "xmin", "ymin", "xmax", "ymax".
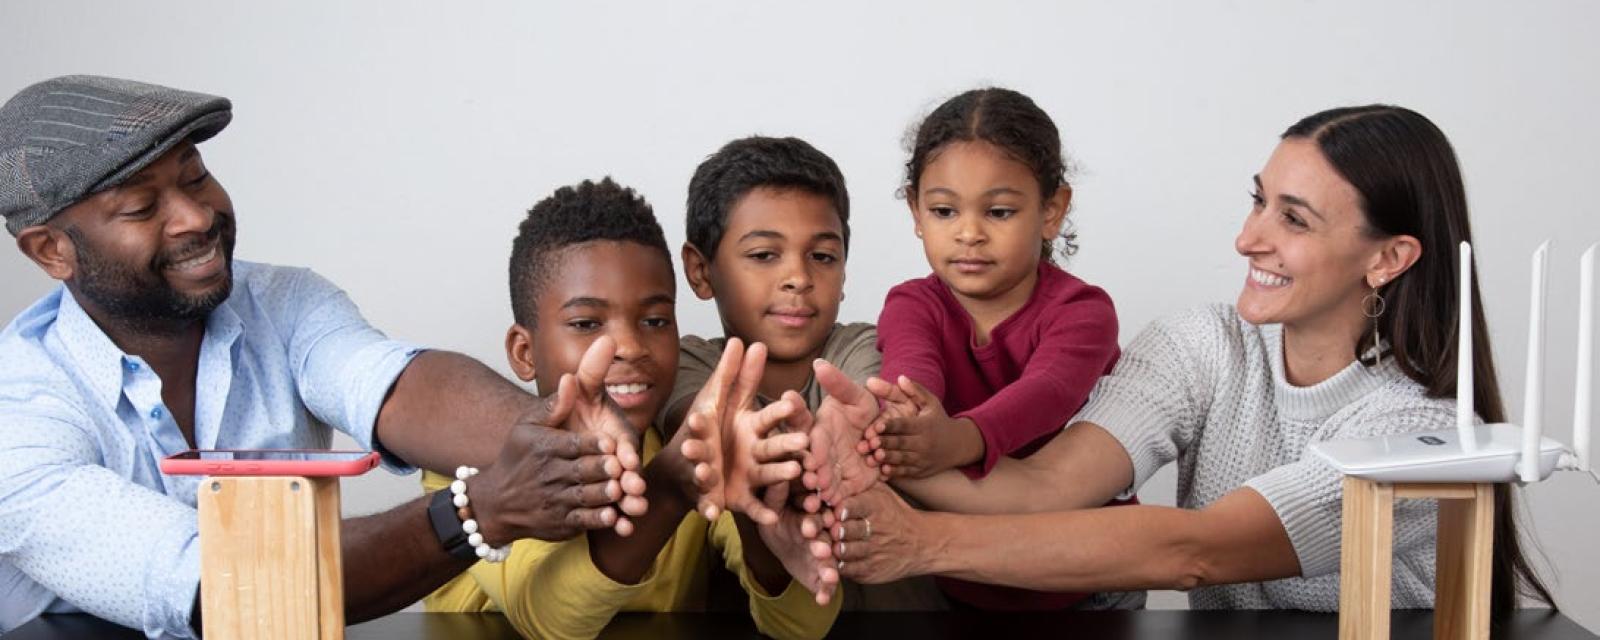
[{"xmin": 1074, "ymin": 304, "xmax": 1448, "ymax": 610}]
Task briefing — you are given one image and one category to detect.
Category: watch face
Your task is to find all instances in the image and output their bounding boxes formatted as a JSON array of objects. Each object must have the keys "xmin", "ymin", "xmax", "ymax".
[{"xmin": 428, "ymin": 489, "xmax": 477, "ymax": 559}]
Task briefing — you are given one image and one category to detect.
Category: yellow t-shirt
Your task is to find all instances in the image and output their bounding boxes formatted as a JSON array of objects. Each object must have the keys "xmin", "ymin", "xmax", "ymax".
[{"xmin": 420, "ymin": 428, "xmax": 840, "ymax": 640}]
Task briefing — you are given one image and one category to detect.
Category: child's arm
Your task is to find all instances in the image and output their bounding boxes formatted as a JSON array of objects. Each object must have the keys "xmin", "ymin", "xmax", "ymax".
[
  {"xmin": 712, "ymin": 508, "xmax": 843, "ymax": 640},
  {"xmin": 878, "ymin": 292, "xmax": 1119, "ymax": 479},
  {"xmin": 875, "ymin": 283, "xmax": 949, "ymax": 400}
]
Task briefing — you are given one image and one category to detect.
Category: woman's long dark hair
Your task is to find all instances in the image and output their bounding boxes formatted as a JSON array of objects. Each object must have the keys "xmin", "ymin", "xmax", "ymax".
[{"xmin": 1284, "ymin": 105, "xmax": 1555, "ymax": 615}]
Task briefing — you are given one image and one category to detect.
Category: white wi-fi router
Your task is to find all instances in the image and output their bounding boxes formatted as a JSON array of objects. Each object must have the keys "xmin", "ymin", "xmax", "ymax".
[{"xmin": 1310, "ymin": 241, "xmax": 1597, "ymax": 484}]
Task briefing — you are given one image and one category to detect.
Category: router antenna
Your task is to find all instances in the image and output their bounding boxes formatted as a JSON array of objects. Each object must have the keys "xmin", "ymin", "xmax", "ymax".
[
  {"xmin": 1575, "ymin": 245, "xmax": 1594, "ymax": 473},
  {"xmin": 1521, "ymin": 241, "xmax": 1550, "ymax": 483},
  {"xmin": 1458, "ymin": 242, "xmax": 1477, "ymax": 451}
]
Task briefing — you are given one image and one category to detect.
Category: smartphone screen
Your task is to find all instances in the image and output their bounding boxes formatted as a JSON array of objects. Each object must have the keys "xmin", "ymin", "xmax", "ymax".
[{"xmin": 169, "ymin": 450, "xmax": 373, "ymax": 462}]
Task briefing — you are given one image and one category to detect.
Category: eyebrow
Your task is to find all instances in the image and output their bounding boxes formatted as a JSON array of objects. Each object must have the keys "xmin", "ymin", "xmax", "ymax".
[
  {"xmin": 560, "ymin": 297, "xmax": 608, "ymax": 310},
  {"xmin": 562, "ymin": 293, "xmax": 676, "ymax": 310},
  {"xmin": 922, "ymin": 186, "xmax": 1026, "ymax": 198},
  {"xmin": 737, "ymin": 230, "xmax": 784, "ymax": 243},
  {"xmin": 1253, "ymin": 175, "xmax": 1326, "ymax": 222}
]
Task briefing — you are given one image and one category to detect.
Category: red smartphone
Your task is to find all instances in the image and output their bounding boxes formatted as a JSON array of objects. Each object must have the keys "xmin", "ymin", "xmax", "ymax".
[{"xmin": 161, "ymin": 449, "xmax": 380, "ymax": 477}]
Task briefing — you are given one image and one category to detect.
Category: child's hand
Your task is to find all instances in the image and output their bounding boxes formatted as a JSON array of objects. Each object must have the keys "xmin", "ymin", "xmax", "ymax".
[
  {"xmin": 868, "ymin": 376, "xmax": 985, "ymax": 479},
  {"xmin": 755, "ymin": 481, "xmax": 840, "ymax": 606},
  {"xmin": 804, "ymin": 359, "xmax": 886, "ymax": 506},
  {"xmin": 547, "ymin": 335, "xmax": 648, "ymax": 535},
  {"xmin": 679, "ymin": 339, "xmax": 813, "ymax": 525}
]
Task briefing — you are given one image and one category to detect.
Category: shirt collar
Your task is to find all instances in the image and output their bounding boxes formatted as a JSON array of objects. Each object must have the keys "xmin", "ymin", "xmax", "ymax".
[{"xmin": 52, "ymin": 287, "xmax": 132, "ymax": 409}]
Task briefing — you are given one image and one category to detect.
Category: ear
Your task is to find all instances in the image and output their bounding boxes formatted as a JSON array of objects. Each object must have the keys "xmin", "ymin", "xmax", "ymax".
[
  {"xmin": 15, "ymin": 225, "xmax": 77, "ymax": 281},
  {"xmin": 906, "ymin": 195, "xmax": 925, "ymax": 239},
  {"xmin": 681, "ymin": 241, "xmax": 715, "ymax": 301},
  {"xmin": 1366, "ymin": 234, "xmax": 1423, "ymax": 288},
  {"xmin": 503, "ymin": 323, "xmax": 538, "ymax": 382},
  {"xmin": 1041, "ymin": 184, "xmax": 1072, "ymax": 240}
]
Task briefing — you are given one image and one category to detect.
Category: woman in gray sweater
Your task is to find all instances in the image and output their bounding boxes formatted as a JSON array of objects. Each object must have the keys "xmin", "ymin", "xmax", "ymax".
[{"xmin": 828, "ymin": 105, "xmax": 1555, "ymax": 614}]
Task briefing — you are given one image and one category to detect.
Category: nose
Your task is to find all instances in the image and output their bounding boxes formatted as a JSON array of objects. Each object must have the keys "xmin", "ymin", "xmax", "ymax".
[
  {"xmin": 1235, "ymin": 209, "xmax": 1270, "ymax": 258},
  {"xmin": 162, "ymin": 189, "xmax": 216, "ymax": 238},
  {"xmin": 611, "ymin": 324, "xmax": 646, "ymax": 364},
  {"xmin": 955, "ymin": 215, "xmax": 985, "ymax": 246},
  {"xmin": 779, "ymin": 253, "xmax": 814, "ymax": 294}
]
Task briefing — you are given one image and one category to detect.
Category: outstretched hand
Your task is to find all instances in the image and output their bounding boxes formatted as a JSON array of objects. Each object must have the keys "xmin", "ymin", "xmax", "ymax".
[
  {"xmin": 805, "ymin": 359, "xmax": 884, "ymax": 506},
  {"xmin": 867, "ymin": 375, "xmax": 981, "ymax": 479},
  {"xmin": 679, "ymin": 338, "xmax": 813, "ymax": 525},
  {"xmin": 547, "ymin": 336, "xmax": 649, "ymax": 535},
  {"xmin": 756, "ymin": 481, "xmax": 840, "ymax": 606}
]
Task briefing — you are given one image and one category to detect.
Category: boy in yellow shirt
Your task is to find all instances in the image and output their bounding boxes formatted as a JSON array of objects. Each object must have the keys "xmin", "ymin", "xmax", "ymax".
[{"xmin": 421, "ymin": 178, "xmax": 840, "ymax": 638}]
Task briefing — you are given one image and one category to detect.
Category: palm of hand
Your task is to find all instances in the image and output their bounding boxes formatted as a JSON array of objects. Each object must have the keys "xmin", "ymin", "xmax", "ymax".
[{"xmin": 812, "ymin": 396, "xmax": 880, "ymax": 504}]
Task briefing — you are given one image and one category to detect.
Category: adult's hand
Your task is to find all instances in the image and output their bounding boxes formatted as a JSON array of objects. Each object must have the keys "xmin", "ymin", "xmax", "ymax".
[
  {"xmin": 468, "ymin": 421, "xmax": 627, "ymax": 543},
  {"xmin": 832, "ymin": 483, "xmax": 934, "ymax": 585}
]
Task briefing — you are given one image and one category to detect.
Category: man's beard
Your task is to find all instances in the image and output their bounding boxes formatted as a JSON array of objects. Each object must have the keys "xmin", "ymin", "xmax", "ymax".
[{"xmin": 66, "ymin": 214, "xmax": 237, "ymax": 333}]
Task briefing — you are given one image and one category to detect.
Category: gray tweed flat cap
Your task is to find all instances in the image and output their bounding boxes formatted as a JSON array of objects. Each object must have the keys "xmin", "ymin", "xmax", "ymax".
[{"xmin": 0, "ymin": 75, "xmax": 232, "ymax": 236}]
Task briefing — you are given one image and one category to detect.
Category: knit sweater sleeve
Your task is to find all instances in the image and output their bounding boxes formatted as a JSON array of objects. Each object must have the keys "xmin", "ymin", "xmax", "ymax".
[
  {"xmin": 1071, "ymin": 306, "xmax": 1224, "ymax": 493},
  {"xmin": 1245, "ymin": 401, "xmax": 1448, "ymax": 580},
  {"xmin": 956, "ymin": 288, "xmax": 1120, "ymax": 476}
]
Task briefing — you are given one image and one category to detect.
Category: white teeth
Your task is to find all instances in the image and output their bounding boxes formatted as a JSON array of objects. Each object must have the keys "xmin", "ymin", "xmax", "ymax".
[
  {"xmin": 1250, "ymin": 268, "xmax": 1290, "ymax": 287},
  {"xmin": 606, "ymin": 383, "xmax": 649, "ymax": 396},
  {"xmin": 170, "ymin": 246, "xmax": 217, "ymax": 271}
]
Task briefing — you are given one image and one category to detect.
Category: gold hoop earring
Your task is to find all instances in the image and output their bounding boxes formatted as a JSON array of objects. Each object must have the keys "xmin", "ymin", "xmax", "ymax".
[{"xmin": 1363, "ymin": 280, "xmax": 1387, "ymax": 366}]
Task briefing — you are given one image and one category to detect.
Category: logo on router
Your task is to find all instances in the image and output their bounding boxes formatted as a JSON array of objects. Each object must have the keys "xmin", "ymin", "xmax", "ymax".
[{"xmin": 1417, "ymin": 435, "xmax": 1447, "ymax": 446}]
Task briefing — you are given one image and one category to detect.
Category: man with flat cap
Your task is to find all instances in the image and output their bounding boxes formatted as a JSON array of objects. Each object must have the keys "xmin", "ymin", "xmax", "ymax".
[{"xmin": 0, "ymin": 75, "xmax": 647, "ymax": 638}]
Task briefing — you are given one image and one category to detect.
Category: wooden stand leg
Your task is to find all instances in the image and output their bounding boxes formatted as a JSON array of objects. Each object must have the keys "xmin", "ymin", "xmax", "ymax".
[
  {"xmin": 1340, "ymin": 476, "xmax": 1395, "ymax": 640},
  {"xmin": 1432, "ymin": 484, "xmax": 1494, "ymax": 640},
  {"xmin": 199, "ymin": 476, "xmax": 344, "ymax": 640}
]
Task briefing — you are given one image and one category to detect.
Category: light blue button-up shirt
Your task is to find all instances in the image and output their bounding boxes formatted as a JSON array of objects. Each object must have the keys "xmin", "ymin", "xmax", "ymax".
[{"xmin": 0, "ymin": 261, "xmax": 420, "ymax": 638}]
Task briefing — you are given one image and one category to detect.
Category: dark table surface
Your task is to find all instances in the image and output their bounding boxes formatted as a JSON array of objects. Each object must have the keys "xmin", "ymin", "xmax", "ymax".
[{"xmin": 5, "ymin": 610, "xmax": 1595, "ymax": 639}]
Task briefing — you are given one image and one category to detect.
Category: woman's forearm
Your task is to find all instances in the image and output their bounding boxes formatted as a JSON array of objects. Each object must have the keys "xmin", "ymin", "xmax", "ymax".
[
  {"xmin": 843, "ymin": 486, "xmax": 1299, "ymax": 594},
  {"xmin": 894, "ymin": 421, "xmax": 1135, "ymax": 514}
]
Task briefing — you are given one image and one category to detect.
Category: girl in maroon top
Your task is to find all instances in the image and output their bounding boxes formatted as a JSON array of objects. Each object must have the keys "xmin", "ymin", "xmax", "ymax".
[{"xmin": 866, "ymin": 87, "xmax": 1136, "ymax": 611}]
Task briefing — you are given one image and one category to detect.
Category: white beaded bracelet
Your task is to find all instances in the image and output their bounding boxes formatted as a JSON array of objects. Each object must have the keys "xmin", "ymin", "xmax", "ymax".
[{"xmin": 452, "ymin": 465, "xmax": 510, "ymax": 563}]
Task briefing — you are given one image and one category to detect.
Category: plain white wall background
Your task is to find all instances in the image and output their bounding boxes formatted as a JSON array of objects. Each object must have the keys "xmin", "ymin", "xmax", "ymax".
[{"xmin": 3, "ymin": 0, "xmax": 1596, "ymax": 626}]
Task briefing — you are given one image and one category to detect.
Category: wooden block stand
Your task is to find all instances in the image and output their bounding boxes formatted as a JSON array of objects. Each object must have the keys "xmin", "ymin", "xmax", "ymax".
[
  {"xmin": 1339, "ymin": 477, "xmax": 1495, "ymax": 640},
  {"xmin": 198, "ymin": 476, "xmax": 344, "ymax": 640}
]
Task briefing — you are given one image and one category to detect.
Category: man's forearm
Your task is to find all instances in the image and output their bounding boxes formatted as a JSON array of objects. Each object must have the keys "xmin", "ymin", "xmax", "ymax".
[
  {"xmin": 376, "ymin": 351, "xmax": 543, "ymax": 473},
  {"xmin": 340, "ymin": 494, "xmax": 474, "ymax": 622}
]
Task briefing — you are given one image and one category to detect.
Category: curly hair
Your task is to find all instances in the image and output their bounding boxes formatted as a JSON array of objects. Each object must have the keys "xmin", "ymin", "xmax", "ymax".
[
  {"xmin": 902, "ymin": 87, "xmax": 1078, "ymax": 262},
  {"xmin": 685, "ymin": 136, "xmax": 849, "ymax": 262},
  {"xmin": 508, "ymin": 177, "xmax": 671, "ymax": 326}
]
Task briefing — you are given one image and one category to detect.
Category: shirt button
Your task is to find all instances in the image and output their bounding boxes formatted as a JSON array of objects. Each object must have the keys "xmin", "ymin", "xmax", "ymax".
[
  {"xmin": 150, "ymin": 407, "xmax": 164, "ymax": 419},
  {"xmin": 124, "ymin": 361, "xmax": 139, "ymax": 371}
]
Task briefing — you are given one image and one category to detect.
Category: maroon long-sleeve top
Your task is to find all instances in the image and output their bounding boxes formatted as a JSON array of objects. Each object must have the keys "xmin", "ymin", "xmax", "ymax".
[{"xmin": 876, "ymin": 261, "xmax": 1132, "ymax": 611}]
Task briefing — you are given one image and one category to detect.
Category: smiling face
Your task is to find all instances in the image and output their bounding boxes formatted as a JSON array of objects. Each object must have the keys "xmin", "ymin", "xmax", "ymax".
[
  {"xmin": 909, "ymin": 141, "xmax": 1067, "ymax": 312},
  {"xmin": 24, "ymin": 142, "xmax": 237, "ymax": 326},
  {"xmin": 684, "ymin": 186, "xmax": 846, "ymax": 364},
  {"xmin": 509, "ymin": 240, "xmax": 679, "ymax": 433},
  {"xmin": 1235, "ymin": 139, "xmax": 1388, "ymax": 331}
]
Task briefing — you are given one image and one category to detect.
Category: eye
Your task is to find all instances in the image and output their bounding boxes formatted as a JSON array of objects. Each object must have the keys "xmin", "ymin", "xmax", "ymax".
[
  {"xmin": 986, "ymin": 207, "xmax": 1017, "ymax": 220},
  {"xmin": 929, "ymin": 205, "xmax": 957, "ymax": 219},
  {"xmin": 1249, "ymin": 190, "xmax": 1265, "ymax": 209},
  {"xmin": 810, "ymin": 251, "xmax": 839, "ymax": 264},
  {"xmin": 746, "ymin": 250, "xmax": 778, "ymax": 263},
  {"xmin": 117, "ymin": 203, "xmax": 157, "ymax": 220},
  {"xmin": 566, "ymin": 318, "xmax": 601, "ymax": 332},
  {"xmin": 184, "ymin": 171, "xmax": 212, "ymax": 189},
  {"xmin": 1280, "ymin": 209, "xmax": 1309, "ymax": 229},
  {"xmin": 643, "ymin": 316, "xmax": 673, "ymax": 329}
]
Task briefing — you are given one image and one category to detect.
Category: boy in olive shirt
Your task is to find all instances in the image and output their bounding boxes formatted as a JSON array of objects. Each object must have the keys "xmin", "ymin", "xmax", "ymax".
[{"xmin": 666, "ymin": 136, "xmax": 946, "ymax": 611}]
